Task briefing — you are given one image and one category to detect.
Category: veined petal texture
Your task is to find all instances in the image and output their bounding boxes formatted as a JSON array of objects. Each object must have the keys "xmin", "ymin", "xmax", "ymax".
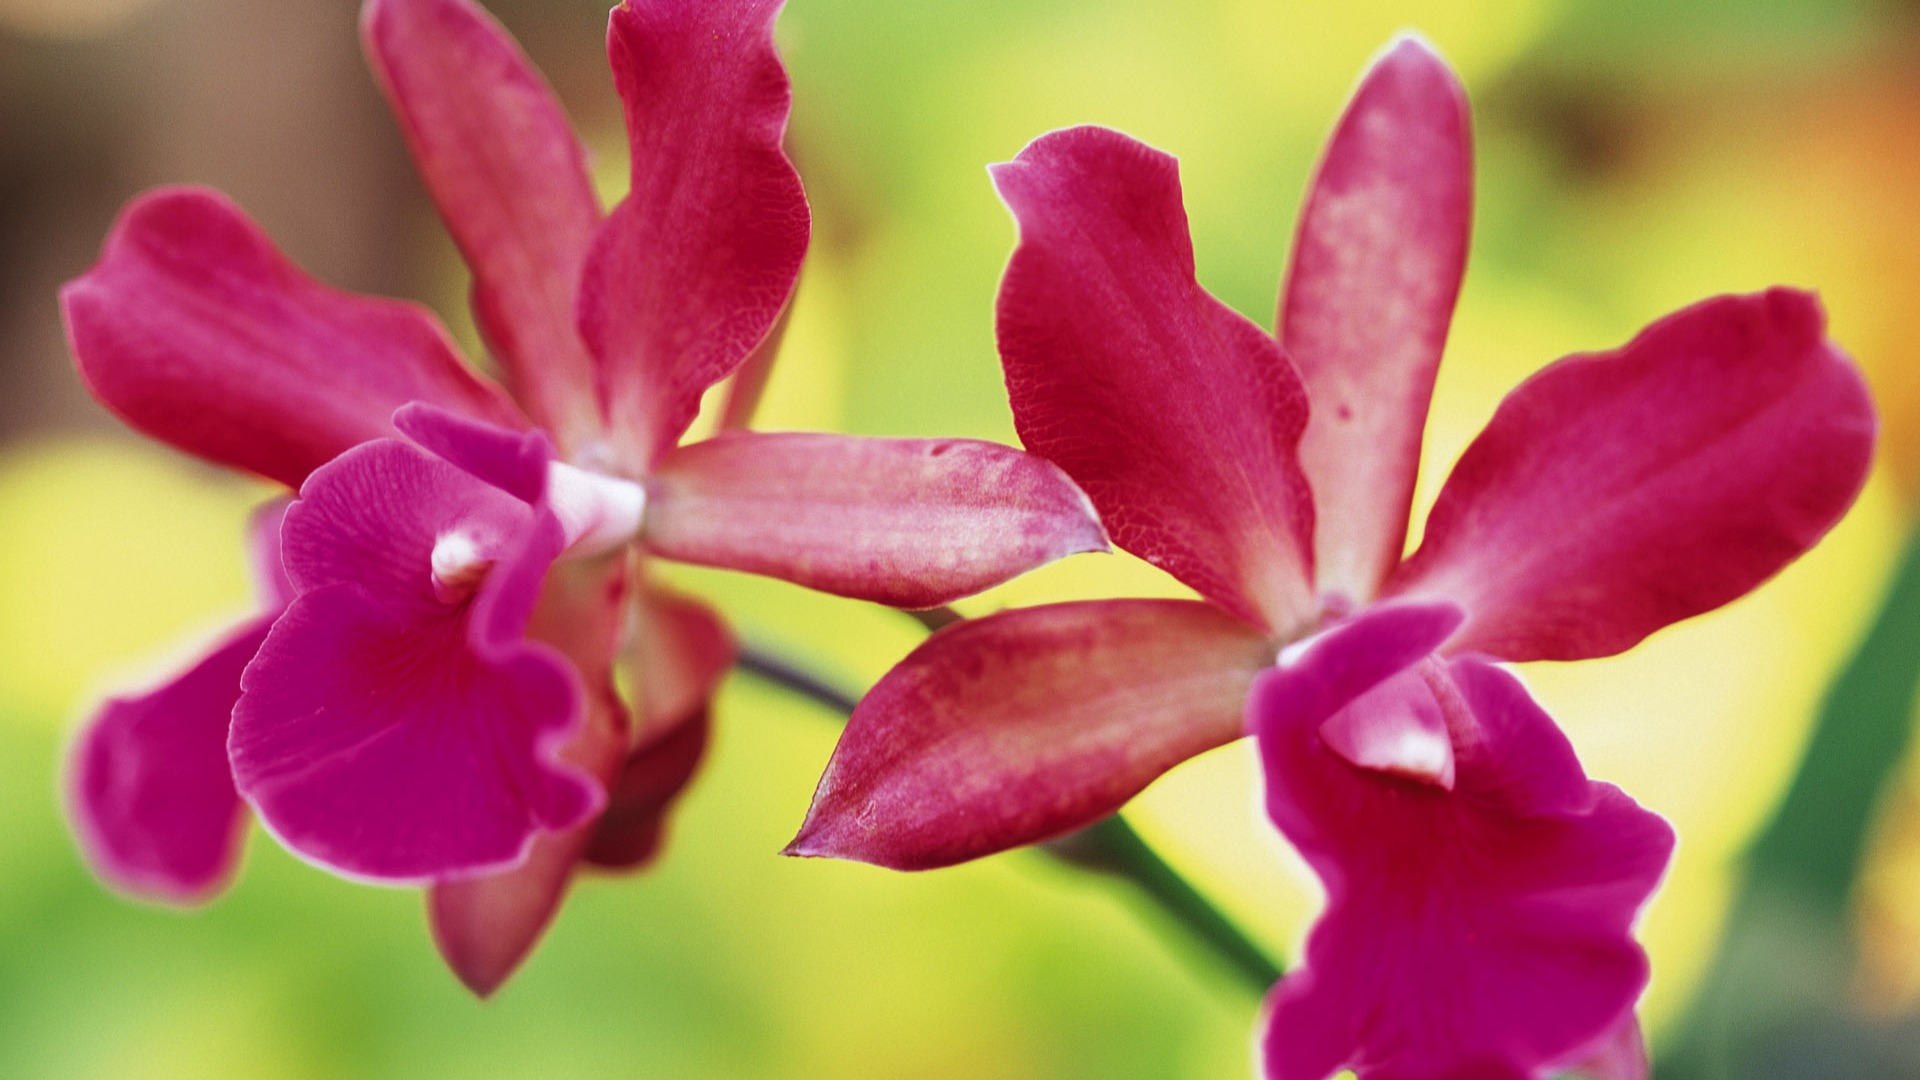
[
  {"xmin": 1391, "ymin": 289, "xmax": 1876, "ymax": 661},
  {"xmin": 579, "ymin": 0, "xmax": 809, "ymax": 469},
  {"xmin": 992, "ymin": 126, "xmax": 1316, "ymax": 633},
  {"xmin": 789, "ymin": 599, "xmax": 1272, "ymax": 870},
  {"xmin": 1281, "ymin": 37, "xmax": 1471, "ymax": 605},
  {"xmin": 231, "ymin": 441, "xmax": 599, "ymax": 883},
  {"xmin": 644, "ymin": 431, "xmax": 1108, "ymax": 609},
  {"xmin": 363, "ymin": 0, "xmax": 606, "ymax": 451},
  {"xmin": 62, "ymin": 187, "xmax": 524, "ymax": 489}
]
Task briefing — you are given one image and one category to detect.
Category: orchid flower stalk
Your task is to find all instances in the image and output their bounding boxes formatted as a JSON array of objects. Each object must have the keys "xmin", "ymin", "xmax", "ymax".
[
  {"xmin": 61, "ymin": 0, "xmax": 1105, "ymax": 995},
  {"xmin": 791, "ymin": 38, "xmax": 1876, "ymax": 1079}
]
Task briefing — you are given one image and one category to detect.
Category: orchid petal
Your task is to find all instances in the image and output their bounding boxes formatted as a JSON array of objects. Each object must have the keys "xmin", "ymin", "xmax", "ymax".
[
  {"xmin": 1281, "ymin": 38, "xmax": 1471, "ymax": 605},
  {"xmin": 232, "ymin": 441, "xmax": 599, "ymax": 883},
  {"xmin": 578, "ymin": 0, "xmax": 809, "ymax": 468},
  {"xmin": 67, "ymin": 618, "xmax": 267, "ymax": 905},
  {"xmin": 62, "ymin": 187, "xmax": 524, "ymax": 489},
  {"xmin": 1251, "ymin": 655, "xmax": 1673, "ymax": 1080},
  {"xmin": 1390, "ymin": 289, "xmax": 1876, "ymax": 661},
  {"xmin": 1559, "ymin": 1014, "xmax": 1651, "ymax": 1080},
  {"xmin": 644, "ymin": 432, "xmax": 1108, "ymax": 609},
  {"xmin": 68, "ymin": 496, "xmax": 296, "ymax": 903},
  {"xmin": 991, "ymin": 126, "xmax": 1316, "ymax": 633},
  {"xmin": 718, "ymin": 289, "xmax": 796, "ymax": 431},
  {"xmin": 585, "ymin": 708, "xmax": 712, "ymax": 869},
  {"xmin": 428, "ymin": 551, "xmax": 633, "ymax": 995},
  {"xmin": 363, "ymin": 0, "xmax": 605, "ymax": 450},
  {"xmin": 426, "ymin": 672, "xmax": 625, "ymax": 996},
  {"xmin": 624, "ymin": 581, "xmax": 736, "ymax": 739},
  {"xmin": 580, "ymin": 583, "xmax": 735, "ymax": 869},
  {"xmin": 789, "ymin": 599, "xmax": 1273, "ymax": 870}
]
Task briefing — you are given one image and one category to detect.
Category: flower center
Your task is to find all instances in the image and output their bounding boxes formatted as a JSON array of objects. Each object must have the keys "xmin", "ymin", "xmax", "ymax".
[{"xmin": 547, "ymin": 461, "xmax": 647, "ymax": 560}]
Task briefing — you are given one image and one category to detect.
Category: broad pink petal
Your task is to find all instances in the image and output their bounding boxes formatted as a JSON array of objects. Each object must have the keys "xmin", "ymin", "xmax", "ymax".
[
  {"xmin": 427, "ymin": 683, "xmax": 622, "ymax": 997},
  {"xmin": 578, "ymin": 0, "xmax": 809, "ymax": 469},
  {"xmin": 232, "ymin": 441, "xmax": 599, "ymax": 883},
  {"xmin": 644, "ymin": 432, "xmax": 1108, "ymax": 608},
  {"xmin": 429, "ymin": 552, "xmax": 633, "ymax": 995},
  {"xmin": 1389, "ymin": 289, "xmax": 1876, "ymax": 661},
  {"xmin": 788, "ymin": 599, "xmax": 1274, "ymax": 870},
  {"xmin": 1251, "ymin": 651, "xmax": 1673, "ymax": 1080},
  {"xmin": 363, "ymin": 0, "xmax": 605, "ymax": 451},
  {"xmin": 62, "ymin": 187, "xmax": 525, "ymax": 489},
  {"xmin": 1280, "ymin": 38, "xmax": 1471, "ymax": 606},
  {"xmin": 992, "ymin": 127, "xmax": 1316, "ymax": 633},
  {"xmin": 67, "ymin": 618, "xmax": 268, "ymax": 905}
]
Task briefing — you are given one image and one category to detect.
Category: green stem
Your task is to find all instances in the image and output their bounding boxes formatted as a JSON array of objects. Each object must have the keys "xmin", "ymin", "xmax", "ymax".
[
  {"xmin": 736, "ymin": 643, "xmax": 1282, "ymax": 996},
  {"xmin": 1041, "ymin": 814, "xmax": 1284, "ymax": 991}
]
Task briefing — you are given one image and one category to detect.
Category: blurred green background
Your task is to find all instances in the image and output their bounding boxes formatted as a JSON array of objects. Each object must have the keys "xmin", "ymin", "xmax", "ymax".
[{"xmin": 3, "ymin": 0, "xmax": 1919, "ymax": 1075}]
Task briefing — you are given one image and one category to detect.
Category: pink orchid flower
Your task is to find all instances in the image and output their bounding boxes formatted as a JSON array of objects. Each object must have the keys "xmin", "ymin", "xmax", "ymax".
[
  {"xmin": 790, "ymin": 38, "xmax": 1875, "ymax": 1077},
  {"xmin": 62, "ymin": 0, "xmax": 1104, "ymax": 994}
]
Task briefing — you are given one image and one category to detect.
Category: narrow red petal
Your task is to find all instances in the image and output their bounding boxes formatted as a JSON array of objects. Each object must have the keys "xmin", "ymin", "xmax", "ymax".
[
  {"xmin": 788, "ymin": 599, "xmax": 1273, "ymax": 870},
  {"xmin": 644, "ymin": 432, "xmax": 1108, "ymax": 609},
  {"xmin": 578, "ymin": 0, "xmax": 809, "ymax": 468},
  {"xmin": 992, "ymin": 127, "xmax": 1316, "ymax": 633},
  {"xmin": 1390, "ymin": 289, "xmax": 1876, "ymax": 661},
  {"xmin": 362, "ymin": 0, "xmax": 605, "ymax": 451},
  {"xmin": 1280, "ymin": 37, "xmax": 1471, "ymax": 606},
  {"xmin": 67, "ymin": 618, "xmax": 268, "ymax": 905},
  {"xmin": 62, "ymin": 187, "xmax": 525, "ymax": 489}
]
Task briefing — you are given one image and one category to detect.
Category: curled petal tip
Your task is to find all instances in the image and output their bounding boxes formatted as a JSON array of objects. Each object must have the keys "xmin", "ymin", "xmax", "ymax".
[{"xmin": 1380, "ymin": 30, "xmax": 1446, "ymax": 63}]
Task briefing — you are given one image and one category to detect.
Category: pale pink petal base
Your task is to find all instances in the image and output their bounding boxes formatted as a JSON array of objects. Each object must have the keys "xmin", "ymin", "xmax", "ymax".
[
  {"xmin": 1250, "ymin": 609, "xmax": 1673, "ymax": 1080},
  {"xmin": 67, "ymin": 619, "xmax": 268, "ymax": 904},
  {"xmin": 789, "ymin": 599, "xmax": 1274, "ymax": 870},
  {"xmin": 645, "ymin": 431, "xmax": 1108, "ymax": 608},
  {"xmin": 1281, "ymin": 37, "xmax": 1471, "ymax": 605},
  {"xmin": 1557, "ymin": 1015, "xmax": 1650, "ymax": 1080}
]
